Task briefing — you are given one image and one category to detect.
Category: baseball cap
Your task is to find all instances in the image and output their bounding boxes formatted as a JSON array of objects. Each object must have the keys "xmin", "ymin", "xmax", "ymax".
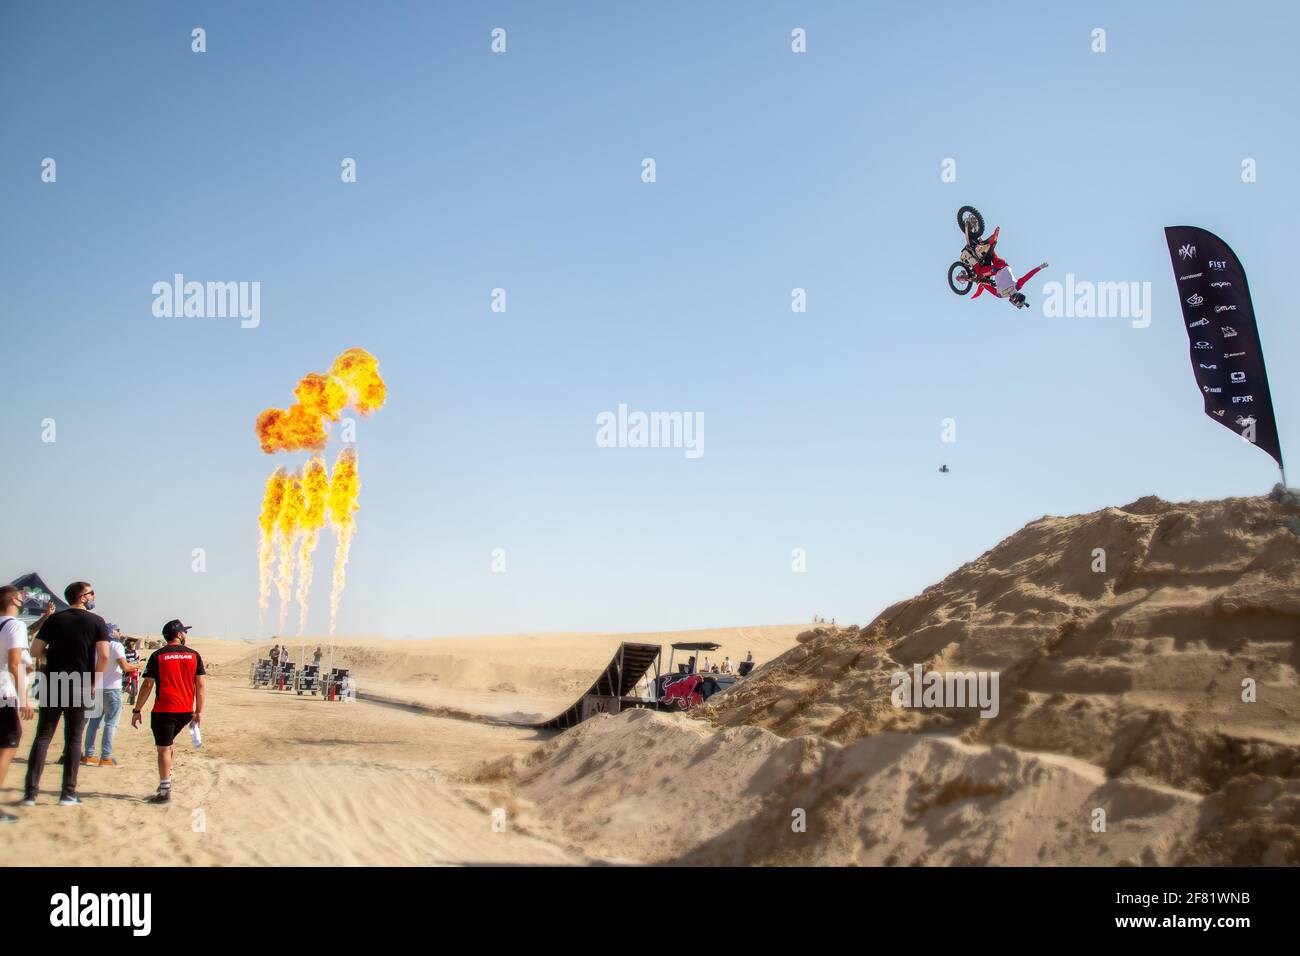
[{"xmin": 162, "ymin": 619, "xmax": 192, "ymax": 640}]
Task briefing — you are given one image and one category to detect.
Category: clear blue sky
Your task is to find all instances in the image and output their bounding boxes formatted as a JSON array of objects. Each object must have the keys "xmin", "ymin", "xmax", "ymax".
[{"xmin": 2, "ymin": 1, "xmax": 1296, "ymax": 640}]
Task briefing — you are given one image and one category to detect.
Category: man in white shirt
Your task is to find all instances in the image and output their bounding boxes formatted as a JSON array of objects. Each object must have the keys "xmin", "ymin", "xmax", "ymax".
[
  {"xmin": 0, "ymin": 586, "xmax": 38, "ymax": 822},
  {"xmin": 82, "ymin": 625, "xmax": 140, "ymax": 768}
]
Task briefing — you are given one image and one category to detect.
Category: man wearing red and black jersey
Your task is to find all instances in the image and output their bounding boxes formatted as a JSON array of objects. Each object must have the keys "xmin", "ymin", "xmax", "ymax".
[{"xmin": 131, "ymin": 619, "xmax": 205, "ymax": 804}]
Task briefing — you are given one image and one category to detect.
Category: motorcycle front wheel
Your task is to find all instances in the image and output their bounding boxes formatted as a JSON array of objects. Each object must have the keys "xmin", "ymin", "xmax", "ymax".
[
  {"xmin": 957, "ymin": 205, "xmax": 984, "ymax": 241},
  {"xmin": 947, "ymin": 261, "xmax": 974, "ymax": 295}
]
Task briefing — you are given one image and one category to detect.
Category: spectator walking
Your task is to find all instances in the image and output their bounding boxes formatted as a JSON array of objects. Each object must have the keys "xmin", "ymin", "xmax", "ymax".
[
  {"xmin": 82, "ymin": 625, "xmax": 140, "ymax": 767},
  {"xmin": 132, "ymin": 620, "xmax": 206, "ymax": 804}
]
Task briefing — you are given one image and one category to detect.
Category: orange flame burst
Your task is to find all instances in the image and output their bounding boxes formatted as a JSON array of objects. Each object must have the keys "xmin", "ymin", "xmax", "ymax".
[
  {"xmin": 255, "ymin": 349, "xmax": 383, "ymax": 636},
  {"xmin": 257, "ymin": 469, "xmax": 288, "ymax": 625},
  {"xmin": 326, "ymin": 445, "xmax": 361, "ymax": 635},
  {"xmin": 255, "ymin": 349, "xmax": 386, "ymax": 454},
  {"xmin": 275, "ymin": 472, "xmax": 307, "ymax": 633},
  {"xmin": 329, "ymin": 348, "xmax": 387, "ymax": 414},
  {"xmin": 294, "ymin": 454, "xmax": 330, "ymax": 634}
]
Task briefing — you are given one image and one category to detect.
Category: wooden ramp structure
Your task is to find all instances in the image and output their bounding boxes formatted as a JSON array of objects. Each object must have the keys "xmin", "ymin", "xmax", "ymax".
[{"xmin": 521, "ymin": 642, "xmax": 662, "ymax": 731}]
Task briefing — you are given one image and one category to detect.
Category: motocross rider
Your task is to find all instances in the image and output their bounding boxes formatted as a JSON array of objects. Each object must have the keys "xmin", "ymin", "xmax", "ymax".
[{"xmin": 961, "ymin": 226, "xmax": 1048, "ymax": 308}]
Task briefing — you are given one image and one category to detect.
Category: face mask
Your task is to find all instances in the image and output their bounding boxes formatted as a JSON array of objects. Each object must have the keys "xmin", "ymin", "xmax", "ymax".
[{"xmin": 83, "ymin": 599, "xmax": 95, "ymax": 611}]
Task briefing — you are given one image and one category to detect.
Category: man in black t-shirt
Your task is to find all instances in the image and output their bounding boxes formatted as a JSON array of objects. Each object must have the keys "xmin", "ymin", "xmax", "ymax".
[{"xmin": 22, "ymin": 581, "xmax": 109, "ymax": 806}]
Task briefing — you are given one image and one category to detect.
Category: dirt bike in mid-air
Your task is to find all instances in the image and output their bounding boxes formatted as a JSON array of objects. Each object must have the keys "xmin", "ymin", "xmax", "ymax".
[{"xmin": 947, "ymin": 205, "xmax": 1047, "ymax": 309}]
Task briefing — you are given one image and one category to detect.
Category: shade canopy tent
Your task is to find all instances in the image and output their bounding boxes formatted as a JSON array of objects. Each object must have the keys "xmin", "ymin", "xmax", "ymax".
[
  {"xmin": 6, "ymin": 572, "xmax": 70, "ymax": 623},
  {"xmin": 667, "ymin": 641, "xmax": 722, "ymax": 676}
]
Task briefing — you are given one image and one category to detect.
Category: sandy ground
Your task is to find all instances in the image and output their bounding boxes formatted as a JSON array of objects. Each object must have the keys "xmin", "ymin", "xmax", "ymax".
[
  {"xmin": 5, "ymin": 494, "xmax": 1296, "ymax": 867},
  {"xmin": 0, "ymin": 627, "xmax": 803, "ymax": 866}
]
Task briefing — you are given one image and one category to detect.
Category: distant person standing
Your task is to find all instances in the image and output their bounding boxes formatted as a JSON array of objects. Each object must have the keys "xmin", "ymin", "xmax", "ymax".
[
  {"xmin": 0, "ymin": 587, "xmax": 36, "ymax": 823},
  {"xmin": 313, "ymin": 645, "xmax": 322, "ymax": 667},
  {"xmin": 132, "ymin": 620, "xmax": 205, "ymax": 804},
  {"xmin": 23, "ymin": 582, "xmax": 110, "ymax": 806},
  {"xmin": 721, "ymin": 656, "xmax": 733, "ymax": 674},
  {"xmin": 82, "ymin": 625, "xmax": 140, "ymax": 767},
  {"xmin": 123, "ymin": 637, "xmax": 142, "ymax": 706}
]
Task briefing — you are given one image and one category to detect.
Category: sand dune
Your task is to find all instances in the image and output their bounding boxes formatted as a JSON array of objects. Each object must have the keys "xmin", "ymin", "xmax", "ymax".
[
  {"xmin": 708, "ymin": 495, "xmax": 1300, "ymax": 798},
  {"xmin": 474, "ymin": 708, "xmax": 1206, "ymax": 866},
  {"xmin": 486, "ymin": 493, "xmax": 1300, "ymax": 865}
]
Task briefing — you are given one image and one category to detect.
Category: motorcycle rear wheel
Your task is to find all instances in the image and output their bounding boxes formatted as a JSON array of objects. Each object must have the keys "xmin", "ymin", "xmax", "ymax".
[{"xmin": 948, "ymin": 260, "xmax": 974, "ymax": 295}]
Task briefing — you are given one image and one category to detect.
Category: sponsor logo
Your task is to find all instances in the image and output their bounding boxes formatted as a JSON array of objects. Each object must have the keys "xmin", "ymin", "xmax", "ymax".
[
  {"xmin": 1235, "ymin": 415, "xmax": 1257, "ymax": 427},
  {"xmin": 1230, "ymin": 371, "xmax": 1246, "ymax": 383},
  {"xmin": 1221, "ymin": 326, "xmax": 1238, "ymax": 337},
  {"xmin": 1214, "ymin": 305, "xmax": 1237, "ymax": 313},
  {"xmin": 1179, "ymin": 272, "xmax": 1203, "ymax": 281},
  {"xmin": 1178, "ymin": 244, "xmax": 1196, "ymax": 260},
  {"xmin": 1203, "ymin": 386, "xmax": 1223, "ymax": 394},
  {"xmin": 1186, "ymin": 293, "xmax": 1204, "ymax": 306},
  {"xmin": 1225, "ymin": 351, "xmax": 1246, "ymax": 358},
  {"xmin": 1210, "ymin": 281, "xmax": 1231, "ymax": 288},
  {"xmin": 1208, "ymin": 259, "xmax": 1227, "ymax": 271},
  {"xmin": 1232, "ymin": 395, "xmax": 1255, "ymax": 403},
  {"xmin": 1198, "ymin": 363, "xmax": 1218, "ymax": 370},
  {"xmin": 1213, "ymin": 409, "xmax": 1226, "ymax": 417},
  {"xmin": 1194, "ymin": 341, "xmax": 1213, "ymax": 349},
  {"xmin": 1188, "ymin": 317, "xmax": 1209, "ymax": 328}
]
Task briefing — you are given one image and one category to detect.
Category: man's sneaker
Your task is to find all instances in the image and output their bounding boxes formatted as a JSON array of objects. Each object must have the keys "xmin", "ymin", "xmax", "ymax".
[
  {"xmin": 18, "ymin": 797, "xmax": 36, "ymax": 807},
  {"xmin": 146, "ymin": 790, "xmax": 171, "ymax": 804},
  {"xmin": 0, "ymin": 811, "xmax": 18, "ymax": 823},
  {"xmin": 58, "ymin": 796, "xmax": 82, "ymax": 807},
  {"xmin": 81, "ymin": 756, "xmax": 99, "ymax": 766},
  {"xmin": 99, "ymin": 758, "xmax": 120, "ymax": 767}
]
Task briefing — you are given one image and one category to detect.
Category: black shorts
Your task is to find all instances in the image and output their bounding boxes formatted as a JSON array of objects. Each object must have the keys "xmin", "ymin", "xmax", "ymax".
[
  {"xmin": 0, "ymin": 703, "xmax": 19, "ymax": 749},
  {"xmin": 150, "ymin": 711, "xmax": 192, "ymax": 746}
]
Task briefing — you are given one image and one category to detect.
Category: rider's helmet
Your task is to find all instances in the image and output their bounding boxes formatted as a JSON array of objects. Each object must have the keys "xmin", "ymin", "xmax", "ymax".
[{"xmin": 1011, "ymin": 292, "xmax": 1028, "ymax": 309}]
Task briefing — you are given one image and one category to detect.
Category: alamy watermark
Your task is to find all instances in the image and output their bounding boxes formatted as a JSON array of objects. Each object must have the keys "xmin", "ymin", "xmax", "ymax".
[
  {"xmin": 890, "ymin": 664, "xmax": 1000, "ymax": 718},
  {"xmin": 595, "ymin": 404, "xmax": 703, "ymax": 459},
  {"xmin": 49, "ymin": 886, "xmax": 151, "ymax": 936},
  {"xmin": 5, "ymin": 671, "xmax": 106, "ymax": 716},
  {"xmin": 1041, "ymin": 274, "xmax": 1151, "ymax": 328},
  {"xmin": 152, "ymin": 274, "xmax": 260, "ymax": 328}
]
